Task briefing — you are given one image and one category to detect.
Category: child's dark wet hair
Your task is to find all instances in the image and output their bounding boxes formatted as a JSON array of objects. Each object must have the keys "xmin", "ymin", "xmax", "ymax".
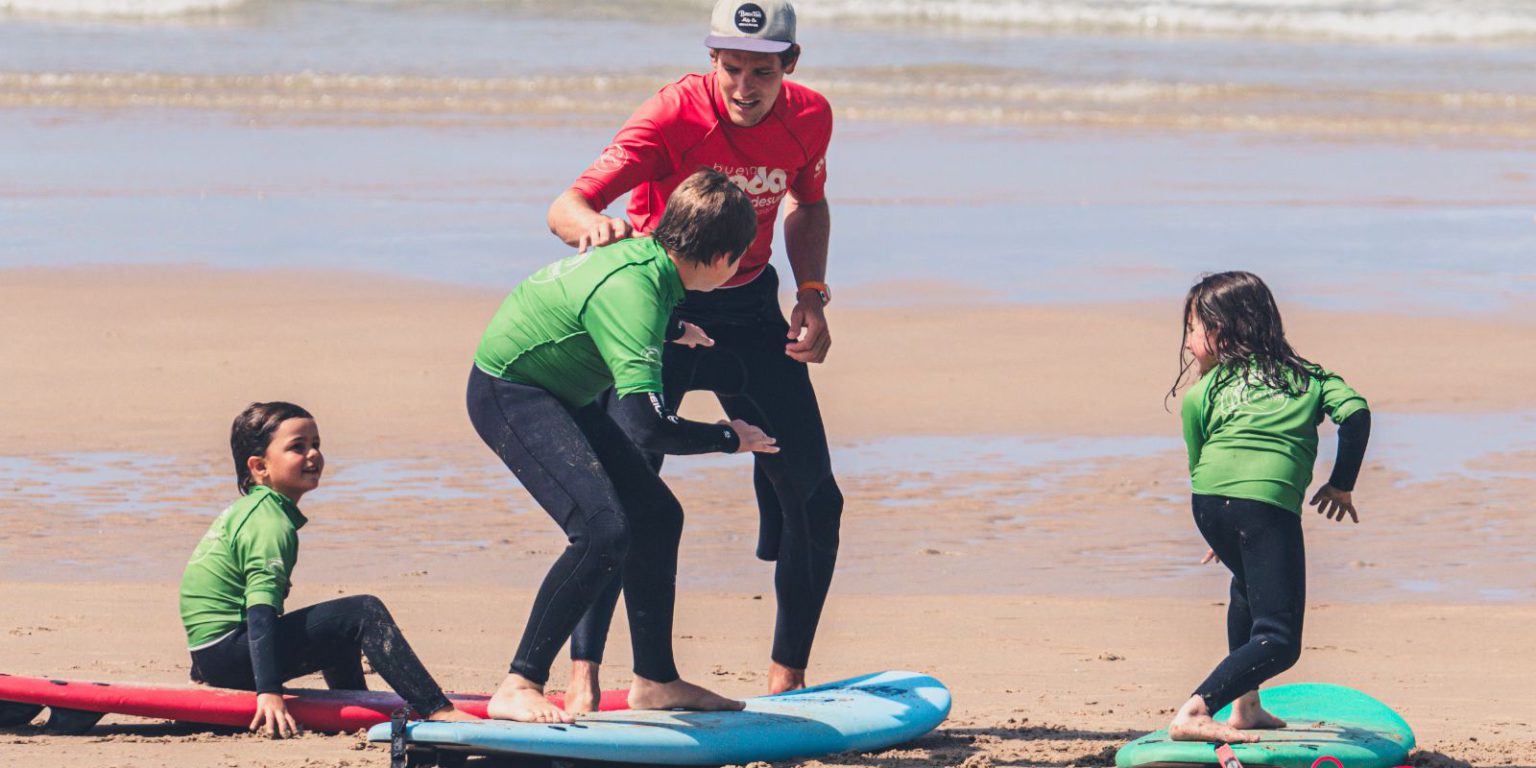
[
  {"xmin": 231, "ymin": 401, "xmax": 313, "ymax": 495},
  {"xmin": 1168, "ymin": 271, "xmax": 1323, "ymax": 404},
  {"xmin": 651, "ymin": 168, "xmax": 757, "ymax": 267}
]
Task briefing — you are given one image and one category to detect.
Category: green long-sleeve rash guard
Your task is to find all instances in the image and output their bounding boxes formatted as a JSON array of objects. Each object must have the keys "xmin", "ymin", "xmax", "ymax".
[
  {"xmin": 1182, "ymin": 363, "xmax": 1368, "ymax": 515},
  {"xmin": 474, "ymin": 238, "xmax": 683, "ymax": 407},
  {"xmin": 179, "ymin": 486, "xmax": 307, "ymax": 649}
]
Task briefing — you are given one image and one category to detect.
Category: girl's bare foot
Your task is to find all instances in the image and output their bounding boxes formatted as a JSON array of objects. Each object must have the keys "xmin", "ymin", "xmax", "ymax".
[
  {"xmin": 767, "ymin": 662, "xmax": 805, "ymax": 695},
  {"xmin": 425, "ymin": 705, "xmax": 480, "ymax": 723},
  {"xmin": 1228, "ymin": 691, "xmax": 1287, "ymax": 730},
  {"xmin": 628, "ymin": 676, "xmax": 744, "ymax": 712},
  {"xmin": 487, "ymin": 674, "xmax": 573, "ymax": 724},
  {"xmin": 1169, "ymin": 695, "xmax": 1260, "ymax": 743},
  {"xmin": 564, "ymin": 660, "xmax": 603, "ymax": 715}
]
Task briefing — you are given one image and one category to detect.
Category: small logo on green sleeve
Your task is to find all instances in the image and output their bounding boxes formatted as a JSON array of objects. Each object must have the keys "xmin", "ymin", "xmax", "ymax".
[{"xmin": 529, "ymin": 251, "xmax": 592, "ymax": 284}]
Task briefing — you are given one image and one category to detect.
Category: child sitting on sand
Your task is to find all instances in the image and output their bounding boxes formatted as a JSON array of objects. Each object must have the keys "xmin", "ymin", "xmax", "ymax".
[
  {"xmin": 179, "ymin": 401, "xmax": 477, "ymax": 738},
  {"xmin": 1166, "ymin": 271, "xmax": 1372, "ymax": 743}
]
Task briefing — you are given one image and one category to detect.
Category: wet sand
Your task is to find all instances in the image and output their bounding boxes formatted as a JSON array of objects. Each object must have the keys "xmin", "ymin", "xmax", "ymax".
[
  {"xmin": 2, "ymin": 267, "xmax": 1535, "ymax": 766},
  {"xmin": 4, "ymin": 266, "xmax": 1534, "ymax": 450}
]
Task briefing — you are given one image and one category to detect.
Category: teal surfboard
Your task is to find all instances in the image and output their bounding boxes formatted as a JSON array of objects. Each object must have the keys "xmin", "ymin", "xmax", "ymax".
[
  {"xmin": 369, "ymin": 670, "xmax": 950, "ymax": 765},
  {"xmin": 1116, "ymin": 683, "xmax": 1414, "ymax": 768}
]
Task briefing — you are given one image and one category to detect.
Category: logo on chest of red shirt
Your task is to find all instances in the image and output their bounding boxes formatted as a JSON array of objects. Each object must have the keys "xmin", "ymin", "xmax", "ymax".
[{"xmin": 714, "ymin": 164, "xmax": 787, "ymax": 204}]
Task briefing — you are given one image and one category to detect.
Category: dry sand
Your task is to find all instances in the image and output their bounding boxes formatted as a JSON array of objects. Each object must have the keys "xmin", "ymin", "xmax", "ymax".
[{"xmin": 2, "ymin": 267, "xmax": 1534, "ymax": 767}]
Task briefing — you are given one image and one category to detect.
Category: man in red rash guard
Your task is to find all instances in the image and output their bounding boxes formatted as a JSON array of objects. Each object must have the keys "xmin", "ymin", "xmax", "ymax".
[{"xmin": 546, "ymin": 0, "xmax": 841, "ymax": 711}]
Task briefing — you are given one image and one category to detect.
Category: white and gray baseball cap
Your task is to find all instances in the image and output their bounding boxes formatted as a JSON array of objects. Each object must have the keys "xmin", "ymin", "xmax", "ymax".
[{"xmin": 705, "ymin": 0, "xmax": 796, "ymax": 54}]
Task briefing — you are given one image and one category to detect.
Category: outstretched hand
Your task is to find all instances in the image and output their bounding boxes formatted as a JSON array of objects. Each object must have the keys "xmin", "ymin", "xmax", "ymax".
[
  {"xmin": 251, "ymin": 692, "xmax": 300, "ymax": 739},
  {"xmin": 673, "ymin": 321, "xmax": 714, "ymax": 348},
  {"xmin": 1310, "ymin": 484, "xmax": 1358, "ymax": 523},
  {"xmin": 724, "ymin": 419, "xmax": 779, "ymax": 454}
]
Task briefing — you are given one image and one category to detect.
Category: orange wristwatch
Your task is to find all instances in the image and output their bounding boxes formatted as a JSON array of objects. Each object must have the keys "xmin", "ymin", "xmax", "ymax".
[{"xmin": 797, "ymin": 280, "xmax": 831, "ymax": 306}]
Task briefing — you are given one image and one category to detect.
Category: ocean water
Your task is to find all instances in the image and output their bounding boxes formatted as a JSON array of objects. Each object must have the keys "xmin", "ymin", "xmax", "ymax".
[{"xmin": 2, "ymin": 0, "xmax": 1534, "ymax": 311}]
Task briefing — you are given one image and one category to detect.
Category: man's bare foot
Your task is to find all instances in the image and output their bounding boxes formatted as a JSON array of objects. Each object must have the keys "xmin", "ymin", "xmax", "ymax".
[
  {"xmin": 1169, "ymin": 695, "xmax": 1260, "ymax": 743},
  {"xmin": 486, "ymin": 674, "xmax": 573, "ymax": 724},
  {"xmin": 425, "ymin": 705, "xmax": 480, "ymax": 723},
  {"xmin": 564, "ymin": 660, "xmax": 603, "ymax": 715},
  {"xmin": 628, "ymin": 676, "xmax": 744, "ymax": 712},
  {"xmin": 767, "ymin": 661, "xmax": 805, "ymax": 695},
  {"xmin": 1228, "ymin": 690, "xmax": 1287, "ymax": 730}
]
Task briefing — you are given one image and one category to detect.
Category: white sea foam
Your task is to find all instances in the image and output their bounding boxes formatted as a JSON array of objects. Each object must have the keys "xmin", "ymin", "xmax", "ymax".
[
  {"xmin": 0, "ymin": 0, "xmax": 247, "ymax": 17},
  {"xmin": 801, "ymin": 0, "xmax": 1536, "ymax": 43},
  {"xmin": 8, "ymin": 0, "xmax": 1536, "ymax": 41},
  {"xmin": 5, "ymin": 69, "xmax": 1534, "ymax": 141}
]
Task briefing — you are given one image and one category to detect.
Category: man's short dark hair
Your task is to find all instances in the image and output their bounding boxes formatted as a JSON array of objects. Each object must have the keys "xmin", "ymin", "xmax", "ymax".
[
  {"xmin": 710, "ymin": 44, "xmax": 800, "ymax": 69},
  {"xmin": 652, "ymin": 168, "xmax": 756, "ymax": 266}
]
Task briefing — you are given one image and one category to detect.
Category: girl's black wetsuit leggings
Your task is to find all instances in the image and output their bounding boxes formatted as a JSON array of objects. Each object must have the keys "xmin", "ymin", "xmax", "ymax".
[
  {"xmin": 1190, "ymin": 494, "xmax": 1306, "ymax": 714},
  {"xmin": 188, "ymin": 594, "xmax": 454, "ymax": 716},
  {"xmin": 466, "ymin": 366, "xmax": 683, "ymax": 686}
]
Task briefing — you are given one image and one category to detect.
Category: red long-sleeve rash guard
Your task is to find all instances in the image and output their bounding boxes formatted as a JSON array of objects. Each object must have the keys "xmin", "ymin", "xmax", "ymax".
[{"xmin": 570, "ymin": 71, "xmax": 833, "ymax": 289}]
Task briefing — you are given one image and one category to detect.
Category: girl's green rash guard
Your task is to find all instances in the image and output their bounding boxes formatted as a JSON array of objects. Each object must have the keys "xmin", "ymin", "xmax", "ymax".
[{"xmin": 1182, "ymin": 363, "xmax": 1368, "ymax": 514}]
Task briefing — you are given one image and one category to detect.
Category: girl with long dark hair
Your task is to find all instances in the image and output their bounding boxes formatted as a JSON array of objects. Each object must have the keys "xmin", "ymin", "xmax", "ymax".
[{"xmin": 1166, "ymin": 271, "xmax": 1373, "ymax": 742}]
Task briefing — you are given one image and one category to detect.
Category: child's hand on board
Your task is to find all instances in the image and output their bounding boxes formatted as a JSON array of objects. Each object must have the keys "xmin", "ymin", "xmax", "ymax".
[
  {"xmin": 1200, "ymin": 549, "xmax": 1220, "ymax": 565},
  {"xmin": 1310, "ymin": 484, "xmax": 1358, "ymax": 523},
  {"xmin": 251, "ymin": 692, "xmax": 300, "ymax": 739}
]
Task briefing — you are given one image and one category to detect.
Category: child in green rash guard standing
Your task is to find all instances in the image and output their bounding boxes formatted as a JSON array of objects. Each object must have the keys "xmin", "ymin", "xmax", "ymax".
[
  {"xmin": 1165, "ymin": 271, "xmax": 1373, "ymax": 744},
  {"xmin": 467, "ymin": 169, "xmax": 779, "ymax": 724},
  {"xmin": 179, "ymin": 402, "xmax": 477, "ymax": 738}
]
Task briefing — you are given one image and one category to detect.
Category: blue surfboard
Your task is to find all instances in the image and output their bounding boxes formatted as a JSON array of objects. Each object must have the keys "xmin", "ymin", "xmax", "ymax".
[{"xmin": 368, "ymin": 670, "xmax": 951, "ymax": 765}]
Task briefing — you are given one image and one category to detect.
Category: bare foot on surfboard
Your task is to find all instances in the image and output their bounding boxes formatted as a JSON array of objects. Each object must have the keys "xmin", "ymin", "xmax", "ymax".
[
  {"xmin": 564, "ymin": 660, "xmax": 602, "ymax": 715},
  {"xmin": 425, "ymin": 705, "xmax": 481, "ymax": 723},
  {"xmin": 1169, "ymin": 695, "xmax": 1260, "ymax": 743},
  {"xmin": 487, "ymin": 674, "xmax": 573, "ymax": 724},
  {"xmin": 1227, "ymin": 691, "xmax": 1287, "ymax": 730},
  {"xmin": 628, "ymin": 677, "xmax": 744, "ymax": 712},
  {"xmin": 1170, "ymin": 714, "xmax": 1260, "ymax": 743},
  {"xmin": 768, "ymin": 662, "xmax": 805, "ymax": 695}
]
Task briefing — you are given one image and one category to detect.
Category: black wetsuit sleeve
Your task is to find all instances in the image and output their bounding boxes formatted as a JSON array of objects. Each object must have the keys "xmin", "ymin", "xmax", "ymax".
[
  {"xmin": 245, "ymin": 603, "xmax": 283, "ymax": 694},
  {"xmin": 664, "ymin": 319, "xmax": 686, "ymax": 342},
  {"xmin": 611, "ymin": 391, "xmax": 740, "ymax": 455},
  {"xmin": 1327, "ymin": 409, "xmax": 1371, "ymax": 492}
]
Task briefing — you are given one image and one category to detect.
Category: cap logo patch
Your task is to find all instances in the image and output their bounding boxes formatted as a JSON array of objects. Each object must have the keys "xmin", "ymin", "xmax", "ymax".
[{"xmin": 734, "ymin": 3, "xmax": 766, "ymax": 33}]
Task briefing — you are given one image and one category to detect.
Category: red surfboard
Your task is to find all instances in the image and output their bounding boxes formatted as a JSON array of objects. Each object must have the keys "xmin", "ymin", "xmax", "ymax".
[{"xmin": 0, "ymin": 673, "xmax": 628, "ymax": 734}]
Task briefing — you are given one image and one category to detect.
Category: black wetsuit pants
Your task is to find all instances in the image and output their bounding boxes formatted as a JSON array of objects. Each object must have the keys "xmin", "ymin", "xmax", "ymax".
[
  {"xmin": 1190, "ymin": 494, "xmax": 1307, "ymax": 714},
  {"xmin": 467, "ymin": 366, "xmax": 683, "ymax": 685},
  {"xmin": 577, "ymin": 265, "xmax": 844, "ymax": 670},
  {"xmin": 188, "ymin": 595, "xmax": 454, "ymax": 716}
]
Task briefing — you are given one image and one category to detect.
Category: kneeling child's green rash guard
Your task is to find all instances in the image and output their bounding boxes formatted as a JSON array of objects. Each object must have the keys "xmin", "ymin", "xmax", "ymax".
[{"xmin": 474, "ymin": 238, "xmax": 683, "ymax": 407}]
